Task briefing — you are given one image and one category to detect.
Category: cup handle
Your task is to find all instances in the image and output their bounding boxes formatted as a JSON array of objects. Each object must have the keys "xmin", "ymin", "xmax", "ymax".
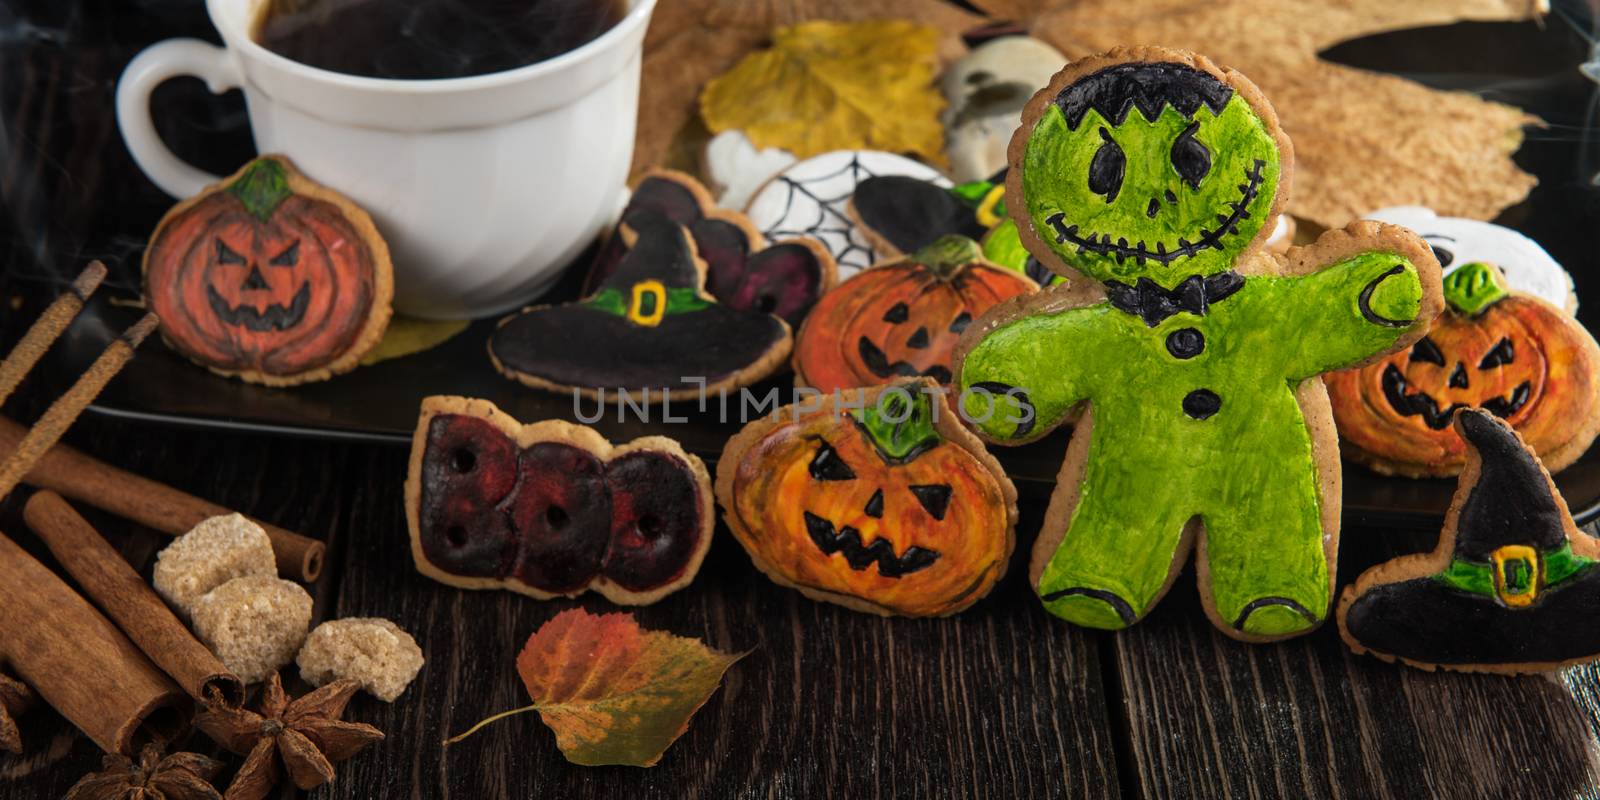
[{"xmin": 116, "ymin": 39, "xmax": 244, "ymax": 199}]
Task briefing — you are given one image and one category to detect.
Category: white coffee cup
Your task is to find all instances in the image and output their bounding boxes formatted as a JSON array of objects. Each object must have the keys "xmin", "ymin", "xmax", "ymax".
[{"xmin": 117, "ymin": 0, "xmax": 655, "ymax": 320}]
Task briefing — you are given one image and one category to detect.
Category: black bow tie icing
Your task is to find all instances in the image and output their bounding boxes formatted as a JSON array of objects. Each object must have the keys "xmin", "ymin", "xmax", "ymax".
[{"xmin": 1105, "ymin": 272, "xmax": 1245, "ymax": 327}]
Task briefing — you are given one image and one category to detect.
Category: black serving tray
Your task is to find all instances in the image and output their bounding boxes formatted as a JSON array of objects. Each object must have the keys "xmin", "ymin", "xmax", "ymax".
[{"xmin": 5, "ymin": 5, "xmax": 1600, "ymax": 527}]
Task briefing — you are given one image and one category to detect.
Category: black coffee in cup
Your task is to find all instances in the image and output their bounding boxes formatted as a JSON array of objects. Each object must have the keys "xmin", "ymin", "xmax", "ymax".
[{"xmin": 254, "ymin": 0, "xmax": 627, "ymax": 80}]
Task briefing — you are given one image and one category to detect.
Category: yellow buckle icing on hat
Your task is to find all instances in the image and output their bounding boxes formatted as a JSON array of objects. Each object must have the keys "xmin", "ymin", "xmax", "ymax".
[
  {"xmin": 628, "ymin": 280, "xmax": 667, "ymax": 327},
  {"xmin": 1491, "ymin": 544, "xmax": 1539, "ymax": 608},
  {"xmin": 976, "ymin": 185, "xmax": 1006, "ymax": 229}
]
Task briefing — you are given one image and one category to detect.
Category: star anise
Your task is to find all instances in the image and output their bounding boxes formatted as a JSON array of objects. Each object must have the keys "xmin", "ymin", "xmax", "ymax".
[
  {"xmin": 64, "ymin": 743, "xmax": 223, "ymax": 800},
  {"xmin": 193, "ymin": 672, "xmax": 383, "ymax": 800},
  {"xmin": 0, "ymin": 670, "xmax": 34, "ymax": 754}
]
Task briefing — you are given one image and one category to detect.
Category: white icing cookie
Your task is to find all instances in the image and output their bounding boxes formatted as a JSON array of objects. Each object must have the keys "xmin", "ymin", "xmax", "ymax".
[
  {"xmin": 941, "ymin": 36, "xmax": 1066, "ymax": 183},
  {"xmin": 1366, "ymin": 206, "xmax": 1575, "ymax": 312},
  {"xmin": 744, "ymin": 151, "xmax": 948, "ymax": 278},
  {"xmin": 704, "ymin": 130, "xmax": 796, "ymax": 212}
]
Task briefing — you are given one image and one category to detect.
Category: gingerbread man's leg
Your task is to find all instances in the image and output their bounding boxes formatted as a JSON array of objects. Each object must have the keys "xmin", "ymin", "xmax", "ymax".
[
  {"xmin": 1196, "ymin": 452, "xmax": 1331, "ymax": 639},
  {"xmin": 1036, "ymin": 465, "xmax": 1196, "ymax": 630}
]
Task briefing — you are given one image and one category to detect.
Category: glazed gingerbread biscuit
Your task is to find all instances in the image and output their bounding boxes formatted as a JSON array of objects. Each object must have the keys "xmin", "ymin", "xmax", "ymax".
[
  {"xmin": 1326, "ymin": 262, "xmax": 1600, "ymax": 478},
  {"xmin": 405, "ymin": 396, "xmax": 713, "ymax": 605},
  {"xmin": 952, "ymin": 47, "xmax": 1444, "ymax": 642},
  {"xmin": 744, "ymin": 150, "xmax": 949, "ymax": 278},
  {"xmin": 143, "ymin": 154, "xmax": 394, "ymax": 386},
  {"xmin": 584, "ymin": 169, "xmax": 836, "ymax": 329},
  {"xmin": 716, "ymin": 379, "xmax": 1017, "ymax": 617},
  {"xmin": 1338, "ymin": 408, "xmax": 1600, "ymax": 674},
  {"xmin": 490, "ymin": 214, "xmax": 793, "ymax": 403},
  {"xmin": 793, "ymin": 235, "xmax": 1035, "ymax": 394}
]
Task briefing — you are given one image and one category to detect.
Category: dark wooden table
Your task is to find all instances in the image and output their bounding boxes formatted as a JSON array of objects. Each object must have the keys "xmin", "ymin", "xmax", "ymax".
[{"xmin": 6, "ymin": 2, "xmax": 1600, "ymax": 798}]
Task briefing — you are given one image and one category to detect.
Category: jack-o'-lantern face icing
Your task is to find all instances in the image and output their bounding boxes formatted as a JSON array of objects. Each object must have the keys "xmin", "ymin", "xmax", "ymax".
[
  {"xmin": 1327, "ymin": 262, "xmax": 1600, "ymax": 477},
  {"xmin": 793, "ymin": 235, "xmax": 1035, "ymax": 394},
  {"xmin": 143, "ymin": 155, "xmax": 393, "ymax": 385},
  {"xmin": 1020, "ymin": 61, "xmax": 1283, "ymax": 285},
  {"xmin": 405, "ymin": 396, "xmax": 713, "ymax": 604},
  {"xmin": 718, "ymin": 382, "xmax": 1016, "ymax": 617}
]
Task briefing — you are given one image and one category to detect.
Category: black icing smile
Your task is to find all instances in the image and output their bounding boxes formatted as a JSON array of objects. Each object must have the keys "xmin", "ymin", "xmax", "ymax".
[
  {"xmin": 803, "ymin": 510, "xmax": 939, "ymax": 578},
  {"xmin": 207, "ymin": 283, "xmax": 311, "ymax": 332},
  {"xmin": 857, "ymin": 337, "xmax": 952, "ymax": 383},
  {"xmin": 1381, "ymin": 364, "xmax": 1531, "ymax": 430},
  {"xmin": 1045, "ymin": 159, "xmax": 1266, "ymax": 266}
]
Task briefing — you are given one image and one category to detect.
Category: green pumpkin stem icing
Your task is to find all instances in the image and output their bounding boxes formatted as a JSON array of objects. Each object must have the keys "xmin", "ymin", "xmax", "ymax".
[
  {"xmin": 227, "ymin": 158, "xmax": 294, "ymax": 223},
  {"xmin": 913, "ymin": 235, "xmax": 982, "ymax": 281},
  {"xmin": 1442, "ymin": 262, "xmax": 1509, "ymax": 317},
  {"xmin": 849, "ymin": 388, "xmax": 941, "ymax": 464}
]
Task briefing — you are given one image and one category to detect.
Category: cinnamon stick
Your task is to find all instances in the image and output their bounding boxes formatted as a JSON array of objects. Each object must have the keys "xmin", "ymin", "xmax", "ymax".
[
  {"xmin": 0, "ymin": 416, "xmax": 325, "ymax": 581},
  {"xmin": 0, "ymin": 261, "xmax": 106, "ymax": 409},
  {"xmin": 24, "ymin": 491, "xmax": 245, "ymax": 709},
  {"xmin": 0, "ymin": 528, "xmax": 190, "ymax": 755}
]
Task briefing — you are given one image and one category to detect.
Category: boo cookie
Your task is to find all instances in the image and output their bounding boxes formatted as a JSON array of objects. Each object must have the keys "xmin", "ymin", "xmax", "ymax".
[{"xmin": 954, "ymin": 47, "xmax": 1443, "ymax": 641}]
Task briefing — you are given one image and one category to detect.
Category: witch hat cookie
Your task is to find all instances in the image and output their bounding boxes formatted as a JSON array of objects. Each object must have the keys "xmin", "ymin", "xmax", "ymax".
[
  {"xmin": 490, "ymin": 214, "xmax": 792, "ymax": 401},
  {"xmin": 1338, "ymin": 408, "xmax": 1600, "ymax": 673},
  {"xmin": 583, "ymin": 170, "xmax": 836, "ymax": 328}
]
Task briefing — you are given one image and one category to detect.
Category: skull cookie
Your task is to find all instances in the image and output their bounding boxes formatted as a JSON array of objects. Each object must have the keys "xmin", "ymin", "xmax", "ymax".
[
  {"xmin": 405, "ymin": 396, "xmax": 713, "ymax": 604},
  {"xmin": 143, "ymin": 155, "xmax": 394, "ymax": 385},
  {"xmin": 954, "ymin": 47, "xmax": 1444, "ymax": 641}
]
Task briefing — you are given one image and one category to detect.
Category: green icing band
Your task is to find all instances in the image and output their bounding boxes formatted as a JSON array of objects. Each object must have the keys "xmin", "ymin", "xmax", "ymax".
[
  {"xmin": 1434, "ymin": 543, "xmax": 1595, "ymax": 598},
  {"xmin": 584, "ymin": 286, "xmax": 711, "ymax": 319}
]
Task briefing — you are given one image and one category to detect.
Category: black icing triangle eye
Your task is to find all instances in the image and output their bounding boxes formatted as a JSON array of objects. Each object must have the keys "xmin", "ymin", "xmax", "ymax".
[
  {"xmin": 949, "ymin": 312, "xmax": 972, "ymax": 333},
  {"xmin": 1410, "ymin": 336, "xmax": 1446, "ymax": 366},
  {"xmin": 1429, "ymin": 244, "xmax": 1454, "ymax": 268},
  {"xmin": 910, "ymin": 484, "xmax": 952, "ymax": 520},
  {"xmin": 808, "ymin": 439, "xmax": 856, "ymax": 481},
  {"xmin": 215, "ymin": 238, "xmax": 246, "ymax": 265},
  {"xmin": 269, "ymin": 240, "xmax": 300, "ymax": 267},
  {"xmin": 1088, "ymin": 127, "xmax": 1125, "ymax": 203},
  {"xmin": 1478, "ymin": 337, "xmax": 1515, "ymax": 369},
  {"xmin": 1170, "ymin": 122, "xmax": 1210, "ymax": 190},
  {"xmin": 882, "ymin": 302, "xmax": 910, "ymax": 323}
]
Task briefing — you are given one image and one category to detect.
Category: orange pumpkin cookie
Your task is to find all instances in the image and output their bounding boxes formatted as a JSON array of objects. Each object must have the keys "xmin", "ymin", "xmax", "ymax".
[
  {"xmin": 143, "ymin": 154, "xmax": 393, "ymax": 386},
  {"xmin": 405, "ymin": 396, "xmax": 713, "ymax": 605},
  {"xmin": 793, "ymin": 235, "xmax": 1035, "ymax": 394},
  {"xmin": 716, "ymin": 379, "xmax": 1017, "ymax": 617},
  {"xmin": 1326, "ymin": 262, "xmax": 1600, "ymax": 477}
]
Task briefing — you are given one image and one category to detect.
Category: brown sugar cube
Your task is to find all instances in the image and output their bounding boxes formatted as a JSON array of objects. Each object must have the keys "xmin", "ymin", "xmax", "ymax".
[
  {"xmin": 191, "ymin": 575, "xmax": 312, "ymax": 684},
  {"xmin": 297, "ymin": 618, "xmax": 424, "ymax": 702},
  {"xmin": 152, "ymin": 513, "xmax": 277, "ymax": 616}
]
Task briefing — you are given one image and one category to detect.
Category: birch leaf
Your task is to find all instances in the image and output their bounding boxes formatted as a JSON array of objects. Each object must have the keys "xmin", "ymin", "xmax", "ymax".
[{"xmin": 700, "ymin": 20, "xmax": 948, "ymax": 163}]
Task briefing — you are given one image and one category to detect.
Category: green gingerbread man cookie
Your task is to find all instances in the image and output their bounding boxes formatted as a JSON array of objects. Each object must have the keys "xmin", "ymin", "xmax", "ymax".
[{"xmin": 953, "ymin": 47, "xmax": 1445, "ymax": 641}]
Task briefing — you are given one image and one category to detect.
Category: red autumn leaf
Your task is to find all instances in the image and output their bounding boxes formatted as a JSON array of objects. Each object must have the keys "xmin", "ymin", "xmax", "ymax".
[{"xmin": 446, "ymin": 608, "xmax": 744, "ymax": 768}]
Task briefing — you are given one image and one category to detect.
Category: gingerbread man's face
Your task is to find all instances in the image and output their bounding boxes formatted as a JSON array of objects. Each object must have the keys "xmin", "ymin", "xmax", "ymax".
[{"xmin": 1016, "ymin": 59, "xmax": 1284, "ymax": 285}]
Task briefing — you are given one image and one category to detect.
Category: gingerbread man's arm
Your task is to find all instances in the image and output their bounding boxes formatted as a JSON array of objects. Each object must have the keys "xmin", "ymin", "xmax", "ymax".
[
  {"xmin": 954, "ymin": 299, "xmax": 1110, "ymax": 444},
  {"xmin": 1258, "ymin": 221, "xmax": 1444, "ymax": 381}
]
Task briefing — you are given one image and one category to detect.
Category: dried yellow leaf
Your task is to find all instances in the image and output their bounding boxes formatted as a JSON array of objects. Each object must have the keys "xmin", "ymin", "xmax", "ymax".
[{"xmin": 699, "ymin": 19, "xmax": 947, "ymax": 164}]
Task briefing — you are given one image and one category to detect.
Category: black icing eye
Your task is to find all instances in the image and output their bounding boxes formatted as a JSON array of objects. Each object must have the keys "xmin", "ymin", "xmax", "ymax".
[
  {"xmin": 808, "ymin": 440, "xmax": 856, "ymax": 481},
  {"xmin": 1170, "ymin": 122, "xmax": 1211, "ymax": 190},
  {"xmin": 215, "ymin": 239, "xmax": 246, "ymax": 265},
  {"xmin": 1410, "ymin": 336, "xmax": 1446, "ymax": 366},
  {"xmin": 1088, "ymin": 127, "xmax": 1125, "ymax": 203},
  {"xmin": 1478, "ymin": 337, "xmax": 1515, "ymax": 369},
  {"xmin": 269, "ymin": 240, "xmax": 300, "ymax": 267},
  {"xmin": 910, "ymin": 484, "xmax": 952, "ymax": 520},
  {"xmin": 1430, "ymin": 244, "xmax": 1454, "ymax": 268},
  {"xmin": 882, "ymin": 302, "xmax": 910, "ymax": 324},
  {"xmin": 949, "ymin": 312, "xmax": 972, "ymax": 333}
]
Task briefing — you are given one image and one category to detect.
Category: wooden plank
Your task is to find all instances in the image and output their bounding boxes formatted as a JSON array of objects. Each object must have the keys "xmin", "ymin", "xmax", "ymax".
[
  {"xmin": 1110, "ymin": 523, "xmax": 1600, "ymax": 800},
  {"xmin": 328, "ymin": 457, "xmax": 1122, "ymax": 800}
]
